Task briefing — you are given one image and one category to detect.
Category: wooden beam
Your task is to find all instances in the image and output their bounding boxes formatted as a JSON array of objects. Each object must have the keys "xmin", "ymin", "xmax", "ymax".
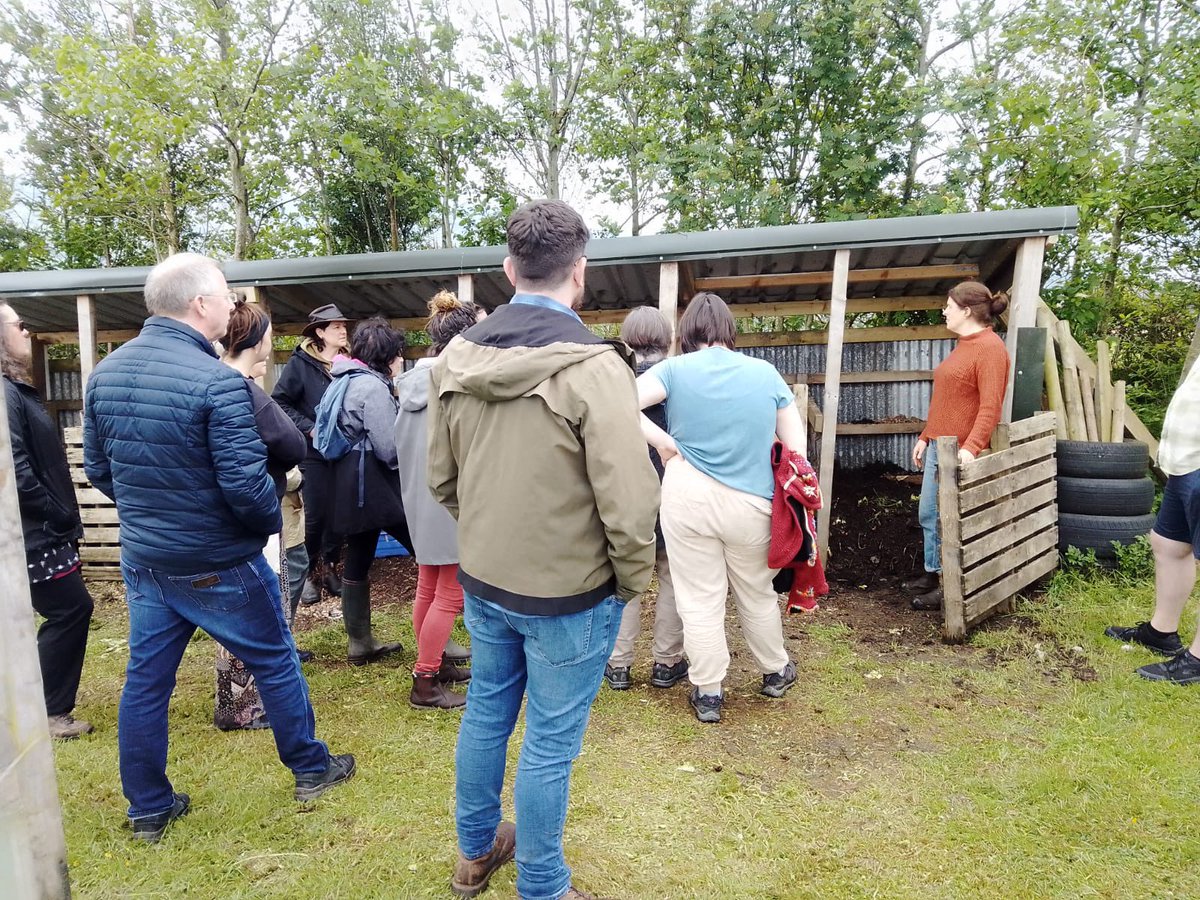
[
  {"xmin": 1043, "ymin": 328, "xmax": 1068, "ymax": 440},
  {"xmin": 76, "ymin": 295, "xmax": 96, "ymax": 399},
  {"xmin": 735, "ymin": 324, "xmax": 952, "ymax": 348},
  {"xmin": 29, "ymin": 336, "xmax": 48, "ymax": 401},
  {"xmin": 816, "ymin": 249, "xmax": 849, "ymax": 566},
  {"xmin": 1002, "ymin": 236, "xmax": 1046, "ymax": 421},
  {"xmin": 836, "ymin": 422, "xmax": 924, "ymax": 435},
  {"xmin": 1096, "ymin": 340, "xmax": 1113, "ymax": 441},
  {"xmin": 788, "ymin": 369, "xmax": 934, "ymax": 385},
  {"xmin": 659, "ymin": 262, "xmax": 680, "ymax": 356},
  {"xmin": 694, "ymin": 263, "xmax": 979, "ymax": 292},
  {"xmin": 679, "ymin": 261, "xmax": 696, "ymax": 302},
  {"xmin": 34, "ymin": 328, "xmax": 141, "ymax": 345},
  {"xmin": 457, "ymin": 273, "xmax": 474, "ymax": 305},
  {"xmin": 725, "ymin": 296, "xmax": 945, "ymax": 318},
  {"xmin": 791, "ymin": 384, "xmax": 809, "ymax": 457},
  {"xmin": 0, "ymin": 395, "xmax": 71, "ymax": 897}
]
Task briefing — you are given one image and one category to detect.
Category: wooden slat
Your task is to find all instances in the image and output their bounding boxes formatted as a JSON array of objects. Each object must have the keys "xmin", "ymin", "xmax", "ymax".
[
  {"xmin": 937, "ymin": 436, "xmax": 967, "ymax": 642},
  {"xmin": 80, "ymin": 567, "xmax": 123, "ymax": 581},
  {"xmin": 735, "ymin": 324, "xmax": 952, "ymax": 349},
  {"xmin": 1096, "ymin": 340, "xmax": 1113, "ymax": 442},
  {"xmin": 791, "ymin": 384, "xmax": 809, "ymax": 457},
  {"xmin": 958, "ymin": 434, "xmax": 1056, "ymax": 488},
  {"xmin": 1004, "ymin": 411, "xmax": 1058, "ymax": 445},
  {"xmin": 962, "ymin": 505, "xmax": 1058, "ymax": 570},
  {"xmin": 959, "ymin": 482, "xmax": 1058, "ymax": 541},
  {"xmin": 807, "ymin": 399, "xmax": 823, "ymax": 431},
  {"xmin": 1043, "ymin": 329, "xmax": 1068, "ymax": 440},
  {"xmin": 816, "ymin": 250, "xmax": 850, "ymax": 565},
  {"xmin": 76, "ymin": 487, "xmax": 113, "ymax": 506},
  {"xmin": 789, "ymin": 370, "xmax": 934, "ymax": 385},
  {"xmin": 958, "ymin": 458, "xmax": 1056, "ymax": 514},
  {"xmin": 35, "ymin": 328, "xmax": 142, "ymax": 345},
  {"xmin": 80, "ymin": 526, "xmax": 121, "ymax": 543},
  {"xmin": 723, "ymin": 296, "xmax": 946, "ymax": 318},
  {"xmin": 963, "ymin": 526, "xmax": 1057, "ymax": 595},
  {"xmin": 964, "ymin": 547, "xmax": 1058, "ymax": 622},
  {"xmin": 79, "ymin": 546, "xmax": 123, "ymax": 563},
  {"xmin": 837, "ymin": 422, "xmax": 924, "ymax": 435},
  {"xmin": 79, "ymin": 508, "xmax": 120, "ymax": 525},
  {"xmin": 694, "ymin": 263, "xmax": 978, "ymax": 292},
  {"xmin": 1080, "ymin": 371, "xmax": 1100, "ymax": 442},
  {"xmin": 1111, "ymin": 380, "xmax": 1126, "ymax": 444}
]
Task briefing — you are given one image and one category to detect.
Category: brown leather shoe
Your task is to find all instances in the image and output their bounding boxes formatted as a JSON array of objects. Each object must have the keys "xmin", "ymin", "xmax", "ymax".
[
  {"xmin": 901, "ymin": 571, "xmax": 938, "ymax": 594},
  {"xmin": 48, "ymin": 714, "xmax": 94, "ymax": 740},
  {"xmin": 438, "ymin": 657, "xmax": 472, "ymax": 684},
  {"xmin": 911, "ymin": 584, "xmax": 943, "ymax": 611},
  {"xmin": 411, "ymin": 673, "xmax": 466, "ymax": 710},
  {"xmin": 451, "ymin": 820, "xmax": 515, "ymax": 897}
]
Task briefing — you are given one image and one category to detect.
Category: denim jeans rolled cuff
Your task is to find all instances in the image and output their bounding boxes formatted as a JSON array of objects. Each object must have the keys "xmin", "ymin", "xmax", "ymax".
[
  {"xmin": 455, "ymin": 591, "xmax": 622, "ymax": 900},
  {"xmin": 918, "ymin": 442, "xmax": 942, "ymax": 574},
  {"xmin": 119, "ymin": 554, "xmax": 329, "ymax": 818}
]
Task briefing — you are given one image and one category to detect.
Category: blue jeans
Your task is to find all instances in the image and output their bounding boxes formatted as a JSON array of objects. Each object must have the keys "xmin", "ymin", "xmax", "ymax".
[
  {"xmin": 455, "ymin": 592, "xmax": 623, "ymax": 900},
  {"xmin": 918, "ymin": 442, "xmax": 941, "ymax": 573},
  {"xmin": 119, "ymin": 554, "xmax": 330, "ymax": 819}
]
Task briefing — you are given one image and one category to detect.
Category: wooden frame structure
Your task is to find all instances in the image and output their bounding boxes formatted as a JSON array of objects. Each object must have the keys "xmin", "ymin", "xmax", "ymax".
[{"xmin": 937, "ymin": 412, "xmax": 1060, "ymax": 641}]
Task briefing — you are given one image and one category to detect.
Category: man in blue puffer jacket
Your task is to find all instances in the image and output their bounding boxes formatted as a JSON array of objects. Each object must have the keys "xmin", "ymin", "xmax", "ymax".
[{"xmin": 84, "ymin": 252, "xmax": 356, "ymax": 843}]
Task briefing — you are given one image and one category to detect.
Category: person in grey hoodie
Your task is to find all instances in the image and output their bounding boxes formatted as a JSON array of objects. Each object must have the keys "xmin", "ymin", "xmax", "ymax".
[
  {"xmin": 322, "ymin": 318, "xmax": 412, "ymax": 665},
  {"xmin": 394, "ymin": 291, "xmax": 484, "ymax": 710}
]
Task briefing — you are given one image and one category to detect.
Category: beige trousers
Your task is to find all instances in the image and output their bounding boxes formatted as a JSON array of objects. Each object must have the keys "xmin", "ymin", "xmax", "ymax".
[
  {"xmin": 660, "ymin": 457, "xmax": 789, "ymax": 691},
  {"xmin": 609, "ymin": 548, "xmax": 683, "ymax": 667}
]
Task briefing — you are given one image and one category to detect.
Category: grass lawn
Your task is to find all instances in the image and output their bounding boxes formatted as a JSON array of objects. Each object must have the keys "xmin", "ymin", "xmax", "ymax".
[{"xmin": 53, "ymin": 566, "xmax": 1200, "ymax": 899}]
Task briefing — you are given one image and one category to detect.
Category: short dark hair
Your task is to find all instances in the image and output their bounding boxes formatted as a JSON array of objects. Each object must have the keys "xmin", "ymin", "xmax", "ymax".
[
  {"xmin": 678, "ymin": 292, "xmax": 736, "ymax": 353},
  {"xmin": 506, "ymin": 200, "xmax": 589, "ymax": 286},
  {"xmin": 350, "ymin": 317, "xmax": 405, "ymax": 376},
  {"xmin": 426, "ymin": 290, "xmax": 479, "ymax": 356},
  {"xmin": 620, "ymin": 306, "xmax": 672, "ymax": 355}
]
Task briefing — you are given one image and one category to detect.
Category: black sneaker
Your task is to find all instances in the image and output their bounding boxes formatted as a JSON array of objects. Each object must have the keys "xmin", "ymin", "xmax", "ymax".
[
  {"xmin": 131, "ymin": 793, "xmax": 190, "ymax": 843},
  {"xmin": 650, "ymin": 659, "xmax": 689, "ymax": 688},
  {"xmin": 1138, "ymin": 650, "xmax": 1200, "ymax": 685},
  {"xmin": 603, "ymin": 664, "xmax": 631, "ymax": 691},
  {"xmin": 1104, "ymin": 622, "xmax": 1184, "ymax": 657},
  {"xmin": 295, "ymin": 753, "xmax": 357, "ymax": 802},
  {"xmin": 760, "ymin": 661, "xmax": 798, "ymax": 698},
  {"xmin": 689, "ymin": 688, "xmax": 722, "ymax": 724}
]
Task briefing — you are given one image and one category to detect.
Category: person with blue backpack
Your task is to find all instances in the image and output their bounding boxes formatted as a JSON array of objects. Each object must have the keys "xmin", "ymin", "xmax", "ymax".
[{"xmin": 315, "ymin": 317, "xmax": 413, "ymax": 665}]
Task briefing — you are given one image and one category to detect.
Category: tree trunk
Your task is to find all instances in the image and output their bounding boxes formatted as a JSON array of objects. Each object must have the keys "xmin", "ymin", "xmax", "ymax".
[{"xmin": 388, "ymin": 193, "xmax": 399, "ymax": 251}]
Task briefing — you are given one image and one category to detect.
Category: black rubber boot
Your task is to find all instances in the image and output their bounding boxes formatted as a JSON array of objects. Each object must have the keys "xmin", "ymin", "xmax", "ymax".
[{"xmin": 342, "ymin": 580, "xmax": 402, "ymax": 665}]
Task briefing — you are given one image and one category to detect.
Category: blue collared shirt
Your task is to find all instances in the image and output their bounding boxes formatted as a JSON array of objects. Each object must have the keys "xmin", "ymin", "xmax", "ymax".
[{"xmin": 510, "ymin": 293, "xmax": 582, "ymax": 323}]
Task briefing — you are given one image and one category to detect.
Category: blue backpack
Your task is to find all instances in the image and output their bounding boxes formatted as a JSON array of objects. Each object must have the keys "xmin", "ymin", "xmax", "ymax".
[{"xmin": 313, "ymin": 371, "xmax": 368, "ymax": 461}]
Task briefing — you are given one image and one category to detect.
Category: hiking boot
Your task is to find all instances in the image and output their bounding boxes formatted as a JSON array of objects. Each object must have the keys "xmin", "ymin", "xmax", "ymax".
[
  {"xmin": 451, "ymin": 820, "xmax": 516, "ymax": 898},
  {"xmin": 411, "ymin": 672, "xmax": 467, "ymax": 710},
  {"xmin": 130, "ymin": 793, "xmax": 190, "ymax": 843},
  {"xmin": 650, "ymin": 659, "xmax": 689, "ymax": 688},
  {"xmin": 911, "ymin": 584, "xmax": 943, "ymax": 611},
  {"xmin": 300, "ymin": 576, "xmax": 322, "ymax": 606},
  {"xmin": 47, "ymin": 713, "xmax": 94, "ymax": 740},
  {"xmin": 760, "ymin": 661, "xmax": 798, "ymax": 698},
  {"xmin": 444, "ymin": 637, "xmax": 471, "ymax": 664},
  {"xmin": 689, "ymin": 688, "xmax": 722, "ymax": 724},
  {"xmin": 603, "ymin": 664, "xmax": 631, "ymax": 691},
  {"xmin": 342, "ymin": 581, "xmax": 403, "ymax": 665},
  {"xmin": 1105, "ymin": 622, "xmax": 1184, "ymax": 657},
  {"xmin": 295, "ymin": 753, "xmax": 357, "ymax": 802},
  {"xmin": 438, "ymin": 658, "xmax": 472, "ymax": 684},
  {"xmin": 323, "ymin": 568, "xmax": 344, "ymax": 598},
  {"xmin": 902, "ymin": 571, "xmax": 939, "ymax": 594},
  {"xmin": 1137, "ymin": 650, "xmax": 1200, "ymax": 685}
]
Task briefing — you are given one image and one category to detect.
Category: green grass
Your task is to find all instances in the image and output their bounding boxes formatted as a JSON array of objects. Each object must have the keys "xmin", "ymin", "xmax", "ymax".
[{"xmin": 54, "ymin": 573, "xmax": 1200, "ymax": 899}]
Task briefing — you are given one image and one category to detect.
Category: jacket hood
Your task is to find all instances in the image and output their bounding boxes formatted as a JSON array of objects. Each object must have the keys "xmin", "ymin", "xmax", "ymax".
[
  {"xmin": 437, "ymin": 303, "xmax": 631, "ymax": 402},
  {"xmin": 330, "ymin": 356, "xmax": 392, "ymax": 385},
  {"xmin": 395, "ymin": 359, "xmax": 434, "ymax": 411}
]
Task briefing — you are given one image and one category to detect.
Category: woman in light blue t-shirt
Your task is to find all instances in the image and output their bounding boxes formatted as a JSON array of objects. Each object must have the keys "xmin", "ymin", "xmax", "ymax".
[{"xmin": 637, "ymin": 293, "xmax": 806, "ymax": 724}]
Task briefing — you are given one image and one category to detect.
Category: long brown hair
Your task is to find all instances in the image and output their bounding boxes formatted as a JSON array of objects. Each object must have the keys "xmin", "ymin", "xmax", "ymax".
[{"xmin": 0, "ymin": 302, "xmax": 29, "ymax": 382}]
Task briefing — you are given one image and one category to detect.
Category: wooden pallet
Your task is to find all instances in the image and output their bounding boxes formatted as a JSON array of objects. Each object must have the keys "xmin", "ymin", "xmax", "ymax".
[
  {"xmin": 938, "ymin": 412, "xmax": 1059, "ymax": 641},
  {"xmin": 63, "ymin": 427, "xmax": 122, "ymax": 581}
]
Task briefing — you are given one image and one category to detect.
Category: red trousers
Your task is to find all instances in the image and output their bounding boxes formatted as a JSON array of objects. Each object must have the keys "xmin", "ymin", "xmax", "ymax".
[{"xmin": 413, "ymin": 563, "xmax": 464, "ymax": 674}]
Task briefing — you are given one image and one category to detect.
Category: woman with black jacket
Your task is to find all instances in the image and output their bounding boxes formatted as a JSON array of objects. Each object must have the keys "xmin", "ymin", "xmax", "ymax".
[{"xmin": 1, "ymin": 301, "xmax": 94, "ymax": 740}]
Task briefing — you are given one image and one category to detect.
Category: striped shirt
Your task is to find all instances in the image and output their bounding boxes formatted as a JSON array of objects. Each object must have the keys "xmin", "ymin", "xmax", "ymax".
[{"xmin": 1159, "ymin": 360, "xmax": 1200, "ymax": 476}]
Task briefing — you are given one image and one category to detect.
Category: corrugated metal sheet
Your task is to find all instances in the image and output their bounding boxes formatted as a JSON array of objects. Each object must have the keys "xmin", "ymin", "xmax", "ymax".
[{"xmin": 743, "ymin": 339, "xmax": 958, "ymax": 471}]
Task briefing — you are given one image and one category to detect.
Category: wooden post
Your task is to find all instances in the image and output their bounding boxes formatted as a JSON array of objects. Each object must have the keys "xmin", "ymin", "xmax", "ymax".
[
  {"xmin": 816, "ymin": 250, "xmax": 850, "ymax": 565},
  {"xmin": 30, "ymin": 336, "xmax": 48, "ymax": 401},
  {"xmin": 1096, "ymin": 340, "xmax": 1113, "ymax": 441},
  {"xmin": 77, "ymin": 294, "xmax": 96, "ymax": 399},
  {"xmin": 0, "ymin": 395, "xmax": 71, "ymax": 898},
  {"xmin": 1111, "ymin": 380, "xmax": 1127, "ymax": 443},
  {"xmin": 1057, "ymin": 320, "xmax": 1088, "ymax": 441},
  {"xmin": 1002, "ymin": 236, "xmax": 1047, "ymax": 422},
  {"xmin": 242, "ymin": 286, "xmax": 278, "ymax": 394},
  {"xmin": 658, "ymin": 262, "xmax": 680, "ymax": 357},
  {"xmin": 1079, "ymin": 372, "xmax": 1100, "ymax": 441},
  {"xmin": 937, "ymin": 435, "xmax": 966, "ymax": 642},
  {"xmin": 1043, "ymin": 329, "xmax": 1068, "ymax": 440},
  {"xmin": 791, "ymin": 383, "xmax": 809, "ymax": 458},
  {"xmin": 457, "ymin": 273, "xmax": 474, "ymax": 306}
]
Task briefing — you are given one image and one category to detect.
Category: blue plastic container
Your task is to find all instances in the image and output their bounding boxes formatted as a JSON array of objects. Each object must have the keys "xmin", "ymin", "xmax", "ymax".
[{"xmin": 375, "ymin": 532, "xmax": 410, "ymax": 558}]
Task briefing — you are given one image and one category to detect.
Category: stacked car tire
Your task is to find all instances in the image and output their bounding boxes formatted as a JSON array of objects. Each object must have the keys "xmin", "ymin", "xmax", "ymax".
[{"xmin": 1056, "ymin": 440, "xmax": 1156, "ymax": 559}]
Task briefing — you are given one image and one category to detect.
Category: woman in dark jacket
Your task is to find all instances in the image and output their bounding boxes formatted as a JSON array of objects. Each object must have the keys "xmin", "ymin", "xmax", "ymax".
[
  {"xmin": 1, "ymin": 301, "xmax": 94, "ymax": 740},
  {"xmin": 213, "ymin": 300, "xmax": 308, "ymax": 730},
  {"xmin": 321, "ymin": 317, "xmax": 412, "ymax": 665}
]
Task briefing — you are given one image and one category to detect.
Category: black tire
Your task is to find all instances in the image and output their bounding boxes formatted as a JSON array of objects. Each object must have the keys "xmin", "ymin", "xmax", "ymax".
[
  {"xmin": 1056, "ymin": 439, "xmax": 1149, "ymax": 479},
  {"xmin": 1058, "ymin": 512, "xmax": 1156, "ymax": 559},
  {"xmin": 1056, "ymin": 475, "xmax": 1155, "ymax": 516}
]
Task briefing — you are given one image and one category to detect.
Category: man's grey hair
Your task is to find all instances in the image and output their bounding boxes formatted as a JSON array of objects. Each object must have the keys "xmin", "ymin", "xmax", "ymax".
[{"xmin": 144, "ymin": 252, "xmax": 225, "ymax": 317}]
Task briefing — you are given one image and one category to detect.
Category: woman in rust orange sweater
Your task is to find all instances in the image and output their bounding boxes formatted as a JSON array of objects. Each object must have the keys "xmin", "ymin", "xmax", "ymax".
[{"xmin": 905, "ymin": 281, "xmax": 1011, "ymax": 610}]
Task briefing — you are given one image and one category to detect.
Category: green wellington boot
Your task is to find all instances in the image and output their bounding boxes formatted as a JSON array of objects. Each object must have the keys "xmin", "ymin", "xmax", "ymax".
[{"xmin": 341, "ymin": 580, "xmax": 403, "ymax": 665}]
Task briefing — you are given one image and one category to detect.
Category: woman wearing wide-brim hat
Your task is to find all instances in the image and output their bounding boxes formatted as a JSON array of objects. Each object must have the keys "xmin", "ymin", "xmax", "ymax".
[{"xmin": 272, "ymin": 303, "xmax": 352, "ymax": 606}]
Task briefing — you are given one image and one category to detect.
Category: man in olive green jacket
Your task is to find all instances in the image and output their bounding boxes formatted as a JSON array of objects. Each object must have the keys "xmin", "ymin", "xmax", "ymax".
[{"xmin": 429, "ymin": 200, "xmax": 658, "ymax": 900}]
